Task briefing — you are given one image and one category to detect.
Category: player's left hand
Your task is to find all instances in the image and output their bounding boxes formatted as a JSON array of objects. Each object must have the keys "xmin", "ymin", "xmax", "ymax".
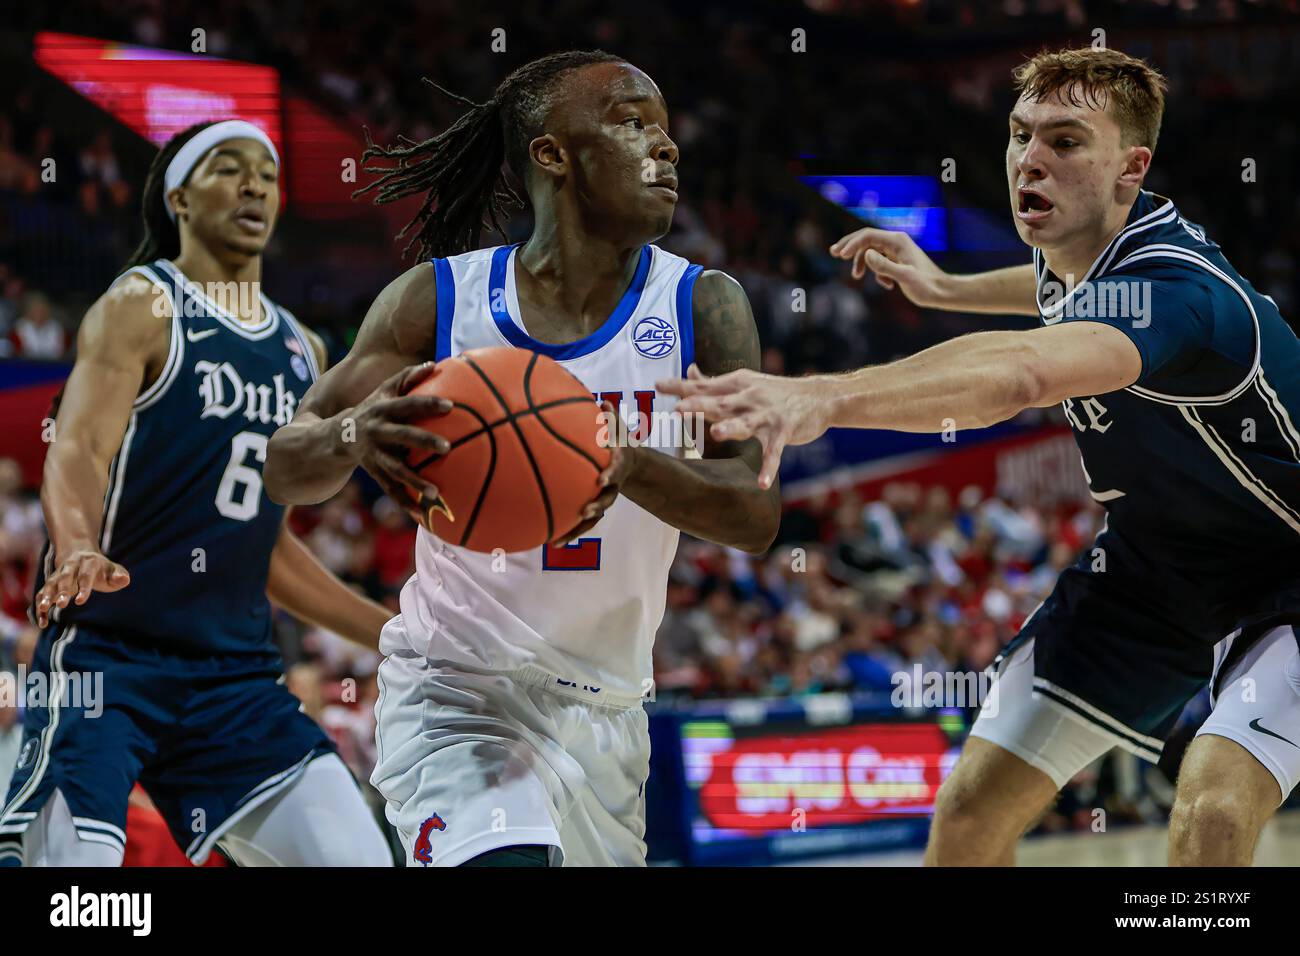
[
  {"xmin": 553, "ymin": 401, "xmax": 635, "ymax": 545},
  {"xmin": 658, "ymin": 364, "xmax": 831, "ymax": 489}
]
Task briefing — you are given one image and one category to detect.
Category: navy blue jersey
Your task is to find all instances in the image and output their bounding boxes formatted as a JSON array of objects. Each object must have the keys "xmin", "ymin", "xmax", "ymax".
[
  {"xmin": 38, "ymin": 259, "xmax": 321, "ymax": 658},
  {"xmin": 1034, "ymin": 190, "xmax": 1300, "ymax": 635}
]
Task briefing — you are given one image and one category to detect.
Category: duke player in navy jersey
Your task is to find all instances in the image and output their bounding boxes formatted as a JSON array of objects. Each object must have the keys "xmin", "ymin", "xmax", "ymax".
[
  {"xmin": 666, "ymin": 48, "xmax": 1300, "ymax": 866},
  {"xmin": 0, "ymin": 121, "xmax": 393, "ymax": 866},
  {"xmin": 265, "ymin": 51, "xmax": 781, "ymax": 866}
]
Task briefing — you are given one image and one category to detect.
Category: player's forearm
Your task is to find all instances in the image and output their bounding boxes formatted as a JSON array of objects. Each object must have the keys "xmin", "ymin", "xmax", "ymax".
[
  {"xmin": 823, "ymin": 331, "xmax": 1043, "ymax": 432},
  {"xmin": 265, "ymin": 411, "xmax": 363, "ymax": 505},
  {"xmin": 41, "ymin": 444, "xmax": 112, "ymax": 557},
  {"xmin": 620, "ymin": 447, "xmax": 780, "ymax": 554},
  {"xmin": 938, "ymin": 265, "xmax": 1039, "ymax": 316},
  {"xmin": 266, "ymin": 530, "xmax": 389, "ymax": 650}
]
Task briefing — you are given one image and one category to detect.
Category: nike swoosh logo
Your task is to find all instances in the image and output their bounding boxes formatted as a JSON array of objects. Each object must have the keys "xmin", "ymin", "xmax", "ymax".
[
  {"xmin": 186, "ymin": 328, "xmax": 219, "ymax": 343},
  {"xmin": 1249, "ymin": 718, "xmax": 1298, "ymax": 748}
]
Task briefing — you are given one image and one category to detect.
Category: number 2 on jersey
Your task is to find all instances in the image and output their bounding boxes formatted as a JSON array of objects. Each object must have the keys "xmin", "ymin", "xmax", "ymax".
[{"xmin": 542, "ymin": 538, "xmax": 602, "ymax": 571}]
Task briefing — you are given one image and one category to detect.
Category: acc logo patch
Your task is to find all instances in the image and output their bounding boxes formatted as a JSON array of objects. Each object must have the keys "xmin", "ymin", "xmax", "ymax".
[
  {"xmin": 412, "ymin": 812, "xmax": 447, "ymax": 866},
  {"xmin": 632, "ymin": 316, "xmax": 676, "ymax": 359}
]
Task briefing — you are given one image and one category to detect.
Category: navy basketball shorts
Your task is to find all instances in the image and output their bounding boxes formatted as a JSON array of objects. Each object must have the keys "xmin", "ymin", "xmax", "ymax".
[
  {"xmin": 969, "ymin": 563, "xmax": 1217, "ymax": 787},
  {"xmin": 0, "ymin": 623, "xmax": 334, "ymax": 865},
  {"xmin": 971, "ymin": 543, "xmax": 1299, "ymax": 789}
]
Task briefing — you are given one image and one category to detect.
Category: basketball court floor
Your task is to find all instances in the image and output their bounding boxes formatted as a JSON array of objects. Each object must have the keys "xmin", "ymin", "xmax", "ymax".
[{"xmin": 802, "ymin": 810, "xmax": 1300, "ymax": 866}]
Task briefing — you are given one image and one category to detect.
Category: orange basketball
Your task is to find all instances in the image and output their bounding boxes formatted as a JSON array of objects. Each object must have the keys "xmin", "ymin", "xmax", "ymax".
[{"xmin": 402, "ymin": 347, "xmax": 611, "ymax": 553}]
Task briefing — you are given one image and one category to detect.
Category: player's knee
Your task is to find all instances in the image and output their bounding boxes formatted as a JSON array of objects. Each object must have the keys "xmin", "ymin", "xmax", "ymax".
[
  {"xmin": 1169, "ymin": 786, "xmax": 1256, "ymax": 852},
  {"xmin": 928, "ymin": 775, "xmax": 997, "ymax": 852}
]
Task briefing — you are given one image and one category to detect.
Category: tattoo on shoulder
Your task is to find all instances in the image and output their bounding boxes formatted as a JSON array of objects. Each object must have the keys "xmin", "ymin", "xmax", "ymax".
[{"xmin": 693, "ymin": 271, "xmax": 761, "ymax": 376}]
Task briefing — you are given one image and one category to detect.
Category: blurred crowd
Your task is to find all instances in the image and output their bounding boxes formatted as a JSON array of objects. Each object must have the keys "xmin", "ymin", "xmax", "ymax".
[
  {"xmin": 0, "ymin": 106, "xmax": 131, "ymax": 358},
  {"xmin": 7, "ymin": 0, "xmax": 1300, "ymax": 364},
  {"xmin": 655, "ymin": 481, "xmax": 1096, "ymax": 700}
]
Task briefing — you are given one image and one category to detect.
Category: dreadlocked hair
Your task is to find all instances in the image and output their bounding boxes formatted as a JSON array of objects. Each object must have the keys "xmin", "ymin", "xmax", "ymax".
[
  {"xmin": 354, "ymin": 50, "xmax": 627, "ymax": 260},
  {"xmin": 123, "ymin": 121, "xmax": 221, "ymax": 270}
]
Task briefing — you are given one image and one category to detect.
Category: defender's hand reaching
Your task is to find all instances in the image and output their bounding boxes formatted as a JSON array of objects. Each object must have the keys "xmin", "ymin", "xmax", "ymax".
[{"xmin": 659, "ymin": 365, "xmax": 831, "ymax": 489}]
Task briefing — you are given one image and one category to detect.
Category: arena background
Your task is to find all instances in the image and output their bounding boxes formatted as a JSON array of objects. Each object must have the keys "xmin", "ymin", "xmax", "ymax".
[{"xmin": 1, "ymin": 0, "xmax": 1298, "ymax": 866}]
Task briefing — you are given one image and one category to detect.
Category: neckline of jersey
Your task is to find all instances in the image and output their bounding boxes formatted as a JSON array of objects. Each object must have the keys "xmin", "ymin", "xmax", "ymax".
[
  {"xmin": 155, "ymin": 259, "xmax": 280, "ymax": 338},
  {"xmin": 1036, "ymin": 191, "xmax": 1178, "ymax": 318},
  {"xmin": 488, "ymin": 243, "xmax": 653, "ymax": 361}
]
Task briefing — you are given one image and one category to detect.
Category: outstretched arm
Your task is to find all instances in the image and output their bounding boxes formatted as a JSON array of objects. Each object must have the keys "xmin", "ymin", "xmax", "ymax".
[
  {"xmin": 662, "ymin": 321, "xmax": 1142, "ymax": 487},
  {"xmin": 617, "ymin": 271, "xmax": 780, "ymax": 554},
  {"xmin": 830, "ymin": 226, "xmax": 1039, "ymax": 316}
]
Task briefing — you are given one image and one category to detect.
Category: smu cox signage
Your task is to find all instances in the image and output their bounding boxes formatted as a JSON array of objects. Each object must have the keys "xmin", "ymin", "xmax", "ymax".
[{"xmin": 698, "ymin": 723, "xmax": 955, "ymax": 830}]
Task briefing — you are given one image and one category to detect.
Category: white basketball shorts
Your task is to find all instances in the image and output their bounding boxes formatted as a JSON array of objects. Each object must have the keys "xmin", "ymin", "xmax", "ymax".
[{"xmin": 371, "ymin": 651, "xmax": 650, "ymax": 867}]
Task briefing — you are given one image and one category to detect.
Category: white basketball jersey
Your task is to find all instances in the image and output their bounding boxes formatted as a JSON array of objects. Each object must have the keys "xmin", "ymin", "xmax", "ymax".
[{"xmin": 386, "ymin": 242, "xmax": 704, "ymax": 703}]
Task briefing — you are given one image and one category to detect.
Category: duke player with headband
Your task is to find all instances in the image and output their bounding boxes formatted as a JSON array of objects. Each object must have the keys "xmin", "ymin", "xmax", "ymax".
[
  {"xmin": 265, "ymin": 50, "xmax": 781, "ymax": 867},
  {"xmin": 0, "ymin": 121, "xmax": 393, "ymax": 866},
  {"xmin": 666, "ymin": 48, "xmax": 1300, "ymax": 866}
]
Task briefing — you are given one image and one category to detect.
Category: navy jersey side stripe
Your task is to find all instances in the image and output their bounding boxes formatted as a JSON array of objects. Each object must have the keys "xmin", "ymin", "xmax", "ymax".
[
  {"xmin": 1256, "ymin": 374, "xmax": 1300, "ymax": 462},
  {"xmin": 1180, "ymin": 405, "xmax": 1300, "ymax": 535}
]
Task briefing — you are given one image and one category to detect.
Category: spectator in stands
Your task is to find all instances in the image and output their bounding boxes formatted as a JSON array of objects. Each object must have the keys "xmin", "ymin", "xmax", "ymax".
[{"xmin": 12, "ymin": 292, "xmax": 66, "ymax": 359}]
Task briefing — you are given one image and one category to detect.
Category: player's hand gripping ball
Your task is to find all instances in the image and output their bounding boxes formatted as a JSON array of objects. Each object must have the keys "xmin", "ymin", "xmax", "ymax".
[{"xmin": 402, "ymin": 347, "xmax": 613, "ymax": 553}]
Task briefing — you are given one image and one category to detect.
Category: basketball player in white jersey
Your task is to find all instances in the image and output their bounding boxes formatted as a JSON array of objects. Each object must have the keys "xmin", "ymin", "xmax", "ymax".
[{"xmin": 264, "ymin": 51, "xmax": 781, "ymax": 866}]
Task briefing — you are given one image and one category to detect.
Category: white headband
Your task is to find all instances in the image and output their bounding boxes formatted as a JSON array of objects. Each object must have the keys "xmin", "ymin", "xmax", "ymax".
[{"xmin": 165, "ymin": 120, "xmax": 280, "ymax": 222}]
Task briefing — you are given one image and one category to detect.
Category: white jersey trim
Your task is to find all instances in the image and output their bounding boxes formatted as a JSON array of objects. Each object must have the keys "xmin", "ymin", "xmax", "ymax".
[
  {"xmin": 99, "ymin": 413, "xmax": 139, "ymax": 553},
  {"xmin": 1256, "ymin": 373, "xmax": 1300, "ymax": 463},
  {"xmin": 119, "ymin": 265, "xmax": 186, "ymax": 412}
]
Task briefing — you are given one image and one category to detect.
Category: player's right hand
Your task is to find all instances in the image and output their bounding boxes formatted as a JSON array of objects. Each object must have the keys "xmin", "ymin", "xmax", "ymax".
[
  {"xmin": 34, "ymin": 550, "xmax": 130, "ymax": 628},
  {"xmin": 829, "ymin": 226, "xmax": 951, "ymax": 308},
  {"xmin": 346, "ymin": 362, "xmax": 454, "ymax": 525}
]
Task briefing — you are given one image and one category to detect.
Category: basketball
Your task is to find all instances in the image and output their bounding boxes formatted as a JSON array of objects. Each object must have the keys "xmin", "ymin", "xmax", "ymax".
[{"xmin": 402, "ymin": 346, "xmax": 611, "ymax": 553}]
